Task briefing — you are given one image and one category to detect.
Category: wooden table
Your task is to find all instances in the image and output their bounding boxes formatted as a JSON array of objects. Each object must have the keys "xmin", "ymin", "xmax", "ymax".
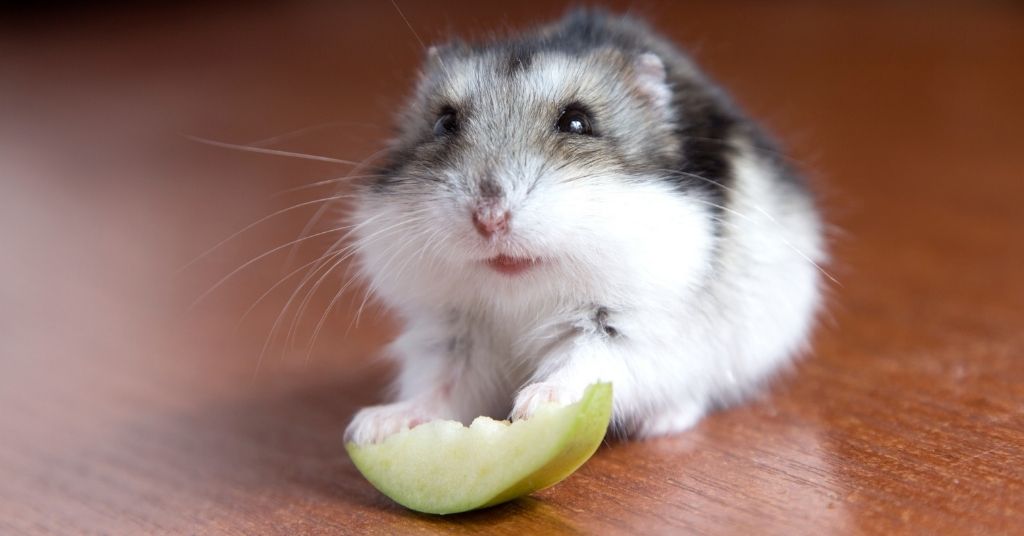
[{"xmin": 2, "ymin": 1, "xmax": 1022, "ymax": 534}]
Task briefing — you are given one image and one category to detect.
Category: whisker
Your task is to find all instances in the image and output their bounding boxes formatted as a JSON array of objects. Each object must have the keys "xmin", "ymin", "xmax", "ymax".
[
  {"xmin": 296, "ymin": 252, "xmax": 356, "ymax": 361},
  {"xmin": 283, "ymin": 198, "xmax": 348, "ymax": 271},
  {"xmin": 291, "ymin": 210, "xmax": 431, "ymax": 347},
  {"xmin": 282, "ymin": 148, "xmax": 389, "ymax": 269},
  {"xmin": 303, "ymin": 247, "xmax": 380, "ymax": 365},
  {"xmin": 178, "ymin": 193, "xmax": 354, "ymax": 273},
  {"xmin": 334, "ymin": 259, "xmax": 376, "ymax": 337},
  {"xmin": 253, "ymin": 209, "xmax": 398, "ymax": 372},
  {"xmin": 256, "ymin": 248, "xmax": 346, "ymax": 373},
  {"xmin": 345, "ymin": 220, "xmax": 428, "ymax": 334},
  {"xmin": 351, "ymin": 237, "xmax": 407, "ymax": 331},
  {"xmin": 246, "ymin": 121, "xmax": 383, "ymax": 148},
  {"xmin": 184, "ymin": 134, "xmax": 382, "ymax": 168},
  {"xmin": 389, "ymin": 0, "xmax": 456, "ymax": 82},
  {"xmin": 287, "ymin": 246, "xmax": 362, "ymax": 352},
  {"xmin": 234, "ymin": 251, "xmax": 339, "ymax": 331},
  {"xmin": 271, "ymin": 176, "xmax": 379, "ymax": 197},
  {"xmin": 304, "ymin": 228, "xmax": 407, "ymax": 362},
  {"xmin": 390, "ymin": 0, "xmax": 427, "ymax": 51},
  {"xmin": 189, "ymin": 226, "xmax": 355, "ymax": 309},
  {"xmin": 253, "ymin": 226, "xmax": 373, "ymax": 375},
  {"xmin": 379, "ymin": 227, "xmax": 440, "ymax": 312}
]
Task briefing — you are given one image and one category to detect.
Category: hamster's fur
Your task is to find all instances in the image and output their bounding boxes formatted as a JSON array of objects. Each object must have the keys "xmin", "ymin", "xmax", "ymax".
[{"xmin": 345, "ymin": 9, "xmax": 826, "ymax": 443}]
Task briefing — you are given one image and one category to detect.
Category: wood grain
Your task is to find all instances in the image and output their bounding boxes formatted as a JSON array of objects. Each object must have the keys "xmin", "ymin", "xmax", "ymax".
[{"xmin": 1, "ymin": 1, "xmax": 1022, "ymax": 534}]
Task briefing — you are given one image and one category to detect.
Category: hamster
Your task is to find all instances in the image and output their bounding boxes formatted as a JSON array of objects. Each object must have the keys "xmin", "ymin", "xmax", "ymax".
[{"xmin": 344, "ymin": 9, "xmax": 826, "ymax": 444}]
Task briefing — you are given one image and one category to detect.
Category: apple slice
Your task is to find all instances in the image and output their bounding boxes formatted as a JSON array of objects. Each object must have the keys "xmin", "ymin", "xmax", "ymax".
[{"xmin": 345, "ymin": 382, "xmax": 612, "ymax": 514}]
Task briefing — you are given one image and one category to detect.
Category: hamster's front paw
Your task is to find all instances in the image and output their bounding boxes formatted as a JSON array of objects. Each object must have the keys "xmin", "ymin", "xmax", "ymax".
[
  {"xmin": 511, "ymin": 382, "xmax": 579, "ymax": 421},
  {"xmin": 345, "ymin": 401, "xmax": 438, "ymax": 445}
]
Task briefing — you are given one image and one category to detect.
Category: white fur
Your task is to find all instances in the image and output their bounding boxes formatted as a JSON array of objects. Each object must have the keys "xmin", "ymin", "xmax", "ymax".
[
  {"xmin": 344, "ymin": 144, "xmax": 824, "ymax": 444},
  {"xmin": 343, "ymin": 43, "xmax": 826, "ymax": 444}
]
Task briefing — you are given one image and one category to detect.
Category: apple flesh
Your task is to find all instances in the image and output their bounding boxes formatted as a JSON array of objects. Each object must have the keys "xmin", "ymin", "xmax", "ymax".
[{"xmin": 345, "ymin": 382, "xmax": 613, "ymax": 514}]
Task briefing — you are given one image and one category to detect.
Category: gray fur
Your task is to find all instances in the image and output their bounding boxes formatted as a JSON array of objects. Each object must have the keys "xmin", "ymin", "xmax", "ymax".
[{"xmin": 344, "ymin": 9, "xmax": 826, "ymax": 443}]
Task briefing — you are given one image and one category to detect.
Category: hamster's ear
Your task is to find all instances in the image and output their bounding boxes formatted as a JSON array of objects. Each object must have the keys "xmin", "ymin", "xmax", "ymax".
[
  {"xmin": 634, "ymin": 52, "xmax": 671, "ymax": 113},
  {"xmin": 426, "ymin": 40, "xmax": 468, "ymax": 61},
  {"xmin": 421, "ymin": 45, "xmax": 449, "ymax": 79}
]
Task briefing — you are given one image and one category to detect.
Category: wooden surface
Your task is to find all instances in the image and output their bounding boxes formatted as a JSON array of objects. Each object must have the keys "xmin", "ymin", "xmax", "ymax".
[{"xmin": 2, "ymin": 1, "xmax": 1023, "ymax": 534}]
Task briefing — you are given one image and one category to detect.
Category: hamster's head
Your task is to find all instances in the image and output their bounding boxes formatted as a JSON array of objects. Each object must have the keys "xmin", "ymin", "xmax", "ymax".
[{"xmin": 353, "ymin": 16, "xmax": 719, "ymax": 309}]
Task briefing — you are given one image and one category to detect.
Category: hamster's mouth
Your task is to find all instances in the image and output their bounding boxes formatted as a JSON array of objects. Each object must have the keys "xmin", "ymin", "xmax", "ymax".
[{"xmin": 485, "ymin": 254, "xmax": 540, "ymax": 276}]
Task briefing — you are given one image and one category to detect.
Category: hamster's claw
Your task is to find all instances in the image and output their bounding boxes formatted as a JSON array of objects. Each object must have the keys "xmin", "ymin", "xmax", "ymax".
[
  {"xmin": 345, "ymin": 402, "xmax": 434, "ymax": 445},
  {"xmin": 511, "ymin": 382, "xmax": 579, "ymax": 421}
]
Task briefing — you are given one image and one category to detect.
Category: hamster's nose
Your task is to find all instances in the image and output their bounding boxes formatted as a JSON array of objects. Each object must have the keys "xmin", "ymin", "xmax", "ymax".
[{"xmin": 472, "ymin": 207, "xmax": 510, "ymax": 238}]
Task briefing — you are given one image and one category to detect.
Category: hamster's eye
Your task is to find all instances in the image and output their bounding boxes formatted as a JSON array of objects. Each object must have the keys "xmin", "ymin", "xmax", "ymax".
[
  {"xmin": 433, "ymin": 107, "xmax": 459, "ymax": 137},
  {"xmin": 556, "ymin": 106, "xmax": 594, "ymax": 136}
]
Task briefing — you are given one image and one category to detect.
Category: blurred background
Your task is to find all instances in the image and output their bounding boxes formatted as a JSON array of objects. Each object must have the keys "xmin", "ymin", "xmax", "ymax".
[{"xmin": 2, "ymin": 1, "xmax": 1022, "ymax": 533}]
